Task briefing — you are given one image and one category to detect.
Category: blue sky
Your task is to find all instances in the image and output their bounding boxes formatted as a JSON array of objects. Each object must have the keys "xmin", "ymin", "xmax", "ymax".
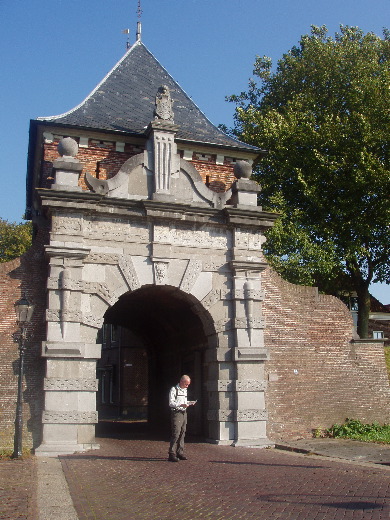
[{"xmin": 1, "ymin": 0, "xmax": 389, "ymax": 303}]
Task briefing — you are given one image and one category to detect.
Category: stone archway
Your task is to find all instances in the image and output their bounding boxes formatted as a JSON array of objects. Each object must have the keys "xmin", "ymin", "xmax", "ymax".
[
  {"xmin": 98, "ymin": 285, "xmax": 214, "ymax": 438},
  {"xmin": 36, "ymin": 185, "xmax": 274, "ymax": 456}
]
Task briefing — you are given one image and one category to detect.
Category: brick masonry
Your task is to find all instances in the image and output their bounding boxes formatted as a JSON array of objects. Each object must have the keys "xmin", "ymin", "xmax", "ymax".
[
  {"xmin": 41, "ymin": 138, "xmax": 237, "ymax": 194},
  {"xmin": 42, "ymin": 139, "xmax": 140, "ymax": 190},
  {"xmin": 0, "ymin": 229, "xmax": 47, "ymax": 450},
  {"xmin": 263, "ymin": 266, "xmax": 390, "ymax": 440}
]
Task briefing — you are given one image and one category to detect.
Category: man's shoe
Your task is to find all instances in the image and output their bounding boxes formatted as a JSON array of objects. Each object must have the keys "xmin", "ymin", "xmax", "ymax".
[
  {"xmin": 177, "ymin": 454, "xmax": 188, "ymax": 460},
  {"xmin": 168, "ymin": 454, "xmax": 179, "ymax": 462}
]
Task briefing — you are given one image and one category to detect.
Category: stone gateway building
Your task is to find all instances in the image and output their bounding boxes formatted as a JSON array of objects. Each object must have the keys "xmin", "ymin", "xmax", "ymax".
[{"xmin": 1, "ymin": 36, "xmax": 389, "ymax": 456}]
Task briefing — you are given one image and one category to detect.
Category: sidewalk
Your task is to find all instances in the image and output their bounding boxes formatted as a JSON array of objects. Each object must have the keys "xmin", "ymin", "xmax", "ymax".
[
  {"xmin": 0, "ymin": 436, "xmax": 389, "ymax": 520},
  {"xmin": 0, "ymin": 457, "xmax": 37, "ymax": 520},
  {"xmin": 276, "ymin": 437, "xmax": 390, "ymax": 465}
]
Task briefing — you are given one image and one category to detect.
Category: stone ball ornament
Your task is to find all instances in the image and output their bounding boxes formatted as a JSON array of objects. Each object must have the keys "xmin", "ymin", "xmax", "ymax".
[
  {"xmin": 234, "ymin": 160, "xmax": 252, "ymax": 179},
  {"xmin": 58, "ymin": 137, "xmax": 79, "ymax": 157}
]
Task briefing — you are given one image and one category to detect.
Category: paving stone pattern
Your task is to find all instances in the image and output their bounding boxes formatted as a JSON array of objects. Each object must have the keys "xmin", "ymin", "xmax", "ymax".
[
  {"xmin": 0, "ymin": 458, "xmax": 37, "ymax": 520},
  {"xmin": 60, "ymin": 436, "xmax": 390, "ymax": 520}
]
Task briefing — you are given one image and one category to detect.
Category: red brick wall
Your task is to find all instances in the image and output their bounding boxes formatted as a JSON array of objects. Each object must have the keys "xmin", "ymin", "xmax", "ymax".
[
  {"xmin": 42, "ymin": 140, "xmax": 237, "ymax": 193},
  {"xmin": 42, "ymin": 139, "xmax": 142, "ymax": 190},
  {"xmin": 0, "ymin": 229, "xmax": 48, "ymax": 450},
  {"xmin": 263, "ymin": 267, "xmax": 390, "ymax": 440},
  {"xmin": 189, "ymin": 153, "xmax": 236, "ymax": 191}
]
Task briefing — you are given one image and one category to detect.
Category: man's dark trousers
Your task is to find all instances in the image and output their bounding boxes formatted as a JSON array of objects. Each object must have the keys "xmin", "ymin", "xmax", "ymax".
[{"xmin": 169, "ymin": 410, "xmax": 187, "ymax": 457}]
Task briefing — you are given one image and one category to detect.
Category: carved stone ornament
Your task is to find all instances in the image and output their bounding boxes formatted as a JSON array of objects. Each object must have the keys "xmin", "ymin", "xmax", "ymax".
[
  {"xmin": 235, "ymin": 379, "xmax": 267, "ymax": 392},
  {"xmin": 234, "ymin": 229, "xmax": 264, "ymax": 250},
  {"xmin": 85, "ymin": 153, "xmax": 145, "ymax": 196},
  {"xmin": 154, "ymin": 224, "xmax": 227, "ymax": 249},
  {"xmin": 234, "ymin": 317, "xmax": 265, "ymax": 329},
  {"xmin": 47, "ymin": 276, "xmax": 83, "ymax": 291},
  {"xmin": 153, "ymin": 261, "xmax": 168, "ymax": 285},
  {"xmin": 235, "ymin": 409, "xmax": 268, "ymax": 422},
  {"xmin": 82, "ymin": 313, "xmax": 105, "ymax": 329},
  {"xmin": 201, "ymin": 289, "xmax": 221, "ymax": 310},
  {"xmin": 83, "ymin": 216, "xmax": 148, "ymax": 242},
  {"xmin": 155, "ymin": 85, "xmax": 174, "ymax": 121},
  {"xmin": 216, "ymin": 380, "xmax": 234, "ymax": 392},
  {"xmin": 46, "ymin": 309, "xmax": 60, "ymax": 322},
  {"xmin": 233, "ymin": 160, "xmax": 252, "ymax": 179},
  {"xmin": 44, "ymin": 378, "xmax": 99, "ymax": 391},
  {"xmin": 203, "ymin": 259, "xmax": 226, "ymax": 272},
  {"xmin": 207, "ymin": 410, "xmax": 234, "ymax": 422},
  {"xmin": 52, "ymin": 214, "xmax": 82, "ymax": 235},
  {"xmin": 213, "ymin": 379, "xmax": 267, "ymax": 392},
  {"xmin": 213, "ymin": 318, "xmax": 232, "ymax": 334},
  {"xmin": 180, "ymin": 259, "xmax": 202, "ymax": 293},
  {"xmin": 42, "ymin": 411, "xmax": 98, "ymax": 424},
  {"xmin": 87, "ymin": 253, "xmax": 119, "ymax": 265},
  {"xmin": 118, "ymin": 255, "xmax": 141, "ymax": 291},
  {"xmin": 61, "ymin": 310, "xmax": 83, "ymax": 323},
  {"xmin": 234, "ymin": 288, "xmax": 264, "ymax": 301},
  {"xmin": 58, "ymin": 137, "xmax": 79, "ymax": 158}
]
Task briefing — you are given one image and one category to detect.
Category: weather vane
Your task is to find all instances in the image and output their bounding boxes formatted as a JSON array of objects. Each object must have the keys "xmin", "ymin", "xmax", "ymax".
[
  {"xmin": 136, "ymin": 0, "xmax": 142, "ymax": 42},
  {"xmin": 122, "ymin": 1, "xmax": 143, "ymax": 49}
]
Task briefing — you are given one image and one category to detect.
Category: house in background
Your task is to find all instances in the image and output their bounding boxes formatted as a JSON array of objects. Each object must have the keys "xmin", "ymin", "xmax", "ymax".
[{"xmin": 369, "ymin": 297, "xmax": 390, "ymax": 346}]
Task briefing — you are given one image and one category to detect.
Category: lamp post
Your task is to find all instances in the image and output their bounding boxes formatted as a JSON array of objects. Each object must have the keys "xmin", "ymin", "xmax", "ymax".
[{"xmin": 12, "ymin": 295, "xmax": 34, "ymax": 459}]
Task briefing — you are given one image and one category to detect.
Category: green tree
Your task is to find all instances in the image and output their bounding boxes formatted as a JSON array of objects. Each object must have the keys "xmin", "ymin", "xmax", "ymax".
[
  {"xmin": 229, "ymin": 25, "xmax": 390, "ymax": 338},
  {"xmin": 0, "ymin": 219, "xmax": 32, "ymax": 263}
]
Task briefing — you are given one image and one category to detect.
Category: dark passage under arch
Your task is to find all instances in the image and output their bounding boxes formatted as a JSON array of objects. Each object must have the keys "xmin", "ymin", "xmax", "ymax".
[{"xmin": 96, "ymin": 285, "xmax": 212, "ymax": 439}]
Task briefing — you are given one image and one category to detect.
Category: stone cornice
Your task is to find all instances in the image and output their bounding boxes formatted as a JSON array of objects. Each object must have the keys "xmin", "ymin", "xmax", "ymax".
[
  {"xmin": 223, "ymin": 207, "xmax": 279, "ymax": 228},
  {"xmin": 37, "ymin": 188, "xmax": 278, "ymax": 229}
]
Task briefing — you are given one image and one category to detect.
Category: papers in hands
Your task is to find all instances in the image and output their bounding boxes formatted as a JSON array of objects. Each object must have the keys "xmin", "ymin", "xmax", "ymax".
[{"xmin": 187, "ymin": 400, "xmax": 197, "ymax": 406}]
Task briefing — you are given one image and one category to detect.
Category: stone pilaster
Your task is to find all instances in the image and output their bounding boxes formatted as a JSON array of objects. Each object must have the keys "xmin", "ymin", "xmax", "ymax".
[
  {"xmin": 146, "ymin": 120, "xmax": 180, "ymax": 201},
  {"xmin": 36, "ymin": 244, "xmax": 101, "ymax": 457},
  {"xmin": 229, "ymin": 255, "xmax": 272, "ymax": 447}
]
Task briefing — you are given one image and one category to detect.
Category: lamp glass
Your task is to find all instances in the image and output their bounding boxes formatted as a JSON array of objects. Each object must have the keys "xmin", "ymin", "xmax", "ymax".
[{"xmin": 14, "ymin": 296, "xmax": 34, "ymax": 325}]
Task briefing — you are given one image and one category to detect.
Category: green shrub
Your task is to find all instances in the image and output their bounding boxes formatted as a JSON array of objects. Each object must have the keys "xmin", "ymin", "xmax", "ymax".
[{"xmin": 326, "ymin": 418, "xmax": 390, "ymax": 443}]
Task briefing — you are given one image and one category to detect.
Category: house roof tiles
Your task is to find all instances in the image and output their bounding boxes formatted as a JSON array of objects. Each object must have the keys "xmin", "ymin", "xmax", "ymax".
[{"xmin": 37, "ymin": 41, "xmax": 260, "ymax": 153}]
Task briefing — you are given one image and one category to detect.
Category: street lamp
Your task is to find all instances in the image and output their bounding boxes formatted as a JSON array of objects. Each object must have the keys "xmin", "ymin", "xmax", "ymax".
[{"xmin": 12, "ymin": 295, "xmax": 34, "ymax": 459}]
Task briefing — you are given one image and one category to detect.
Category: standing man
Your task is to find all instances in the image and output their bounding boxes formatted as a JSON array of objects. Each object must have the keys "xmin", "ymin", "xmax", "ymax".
[{"xmin": 168, "ymin": 375, "xmax": 195, "ymax": 462}]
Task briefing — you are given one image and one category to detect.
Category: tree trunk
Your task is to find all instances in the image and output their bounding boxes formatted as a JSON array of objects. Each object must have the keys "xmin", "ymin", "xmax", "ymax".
[{"xmin": 356, "ymin": 283, "xmax": 371, "ymax": 339}]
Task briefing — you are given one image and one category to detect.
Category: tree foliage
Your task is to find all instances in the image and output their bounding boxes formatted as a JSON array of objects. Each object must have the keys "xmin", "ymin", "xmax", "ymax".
[
  {"xmin": 0, "ymin": 219, "xmax": 32, "ymax": 263},
  {"xmin": 229, "ymin": 25, "xmax": 390, "ymax": 337}
]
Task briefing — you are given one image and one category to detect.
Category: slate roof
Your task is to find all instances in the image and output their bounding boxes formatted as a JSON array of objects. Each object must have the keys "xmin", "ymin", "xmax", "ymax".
[{"xmin": 37, "ymin": 41, "xmax": 259, "ymax": 152}]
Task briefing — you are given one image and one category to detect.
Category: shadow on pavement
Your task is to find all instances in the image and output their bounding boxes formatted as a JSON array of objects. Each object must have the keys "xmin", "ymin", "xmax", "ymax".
[
  {"xmin": 96, "ymin": 419, "xmax": 165, "ymax": 440},
  {"xmin": 210, "ymin": 459, "xmax": 325, "ymax": 469},
  {"xmin": 62, "ymin": 454, "xmax": 167, "ymax": 462},
  {"xmin": 95, "ymin": 419, "xmax": 203, "ymax": 444}
]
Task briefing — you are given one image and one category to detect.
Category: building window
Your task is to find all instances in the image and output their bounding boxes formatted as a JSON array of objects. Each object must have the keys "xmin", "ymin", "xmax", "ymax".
[
  {"xmin": 373, "ymin": 331, "xmax": 384, "ymax": 339},
  {"xmin": 349, "ymin": 297, "xmax": 358, "ymax": 312},
  {"xmin": 111, "ymin": 324, "xmax": 119, "ymax": 345},
  {"xmin": 102, "ymin": 324, "xmax": 109, "ymax": 349}
]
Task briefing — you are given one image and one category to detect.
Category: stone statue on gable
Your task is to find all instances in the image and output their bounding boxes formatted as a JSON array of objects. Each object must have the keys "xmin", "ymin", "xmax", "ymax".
[{"xmin": 155, "ymin": 85, "xmax": 174, "ymax": 122}]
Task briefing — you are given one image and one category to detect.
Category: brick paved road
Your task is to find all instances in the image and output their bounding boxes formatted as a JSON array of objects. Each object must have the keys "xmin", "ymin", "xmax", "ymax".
[
  {"xmin": 0, "ymin": 458, "xmax": 37, "ymax": 520},
  {"xmin": 60, "ymin": 432, "xmax": 390, "ymax": 520}
]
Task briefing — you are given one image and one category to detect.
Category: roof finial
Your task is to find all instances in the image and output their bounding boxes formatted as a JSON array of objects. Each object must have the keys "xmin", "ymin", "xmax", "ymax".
[
  {"xmin": 122, "ymin": 28, "xmax": 130, "ymax": 49},
  {"xmin": 136, "ymin": 0, "xmax": 142, "ymax": 42}
]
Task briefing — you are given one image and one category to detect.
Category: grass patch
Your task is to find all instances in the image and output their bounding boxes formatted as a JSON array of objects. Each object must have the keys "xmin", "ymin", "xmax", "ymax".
[
  {"xmin": 325, "ymin": 418, "xmax": 390, "ymax": 444},
  {"xmin": 0, "ymin": 447, "xmax": 33, "ymax": 460},
  {"xmin": 384, "ymin": 346, "xmax": 390, "ymax": 381}
]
